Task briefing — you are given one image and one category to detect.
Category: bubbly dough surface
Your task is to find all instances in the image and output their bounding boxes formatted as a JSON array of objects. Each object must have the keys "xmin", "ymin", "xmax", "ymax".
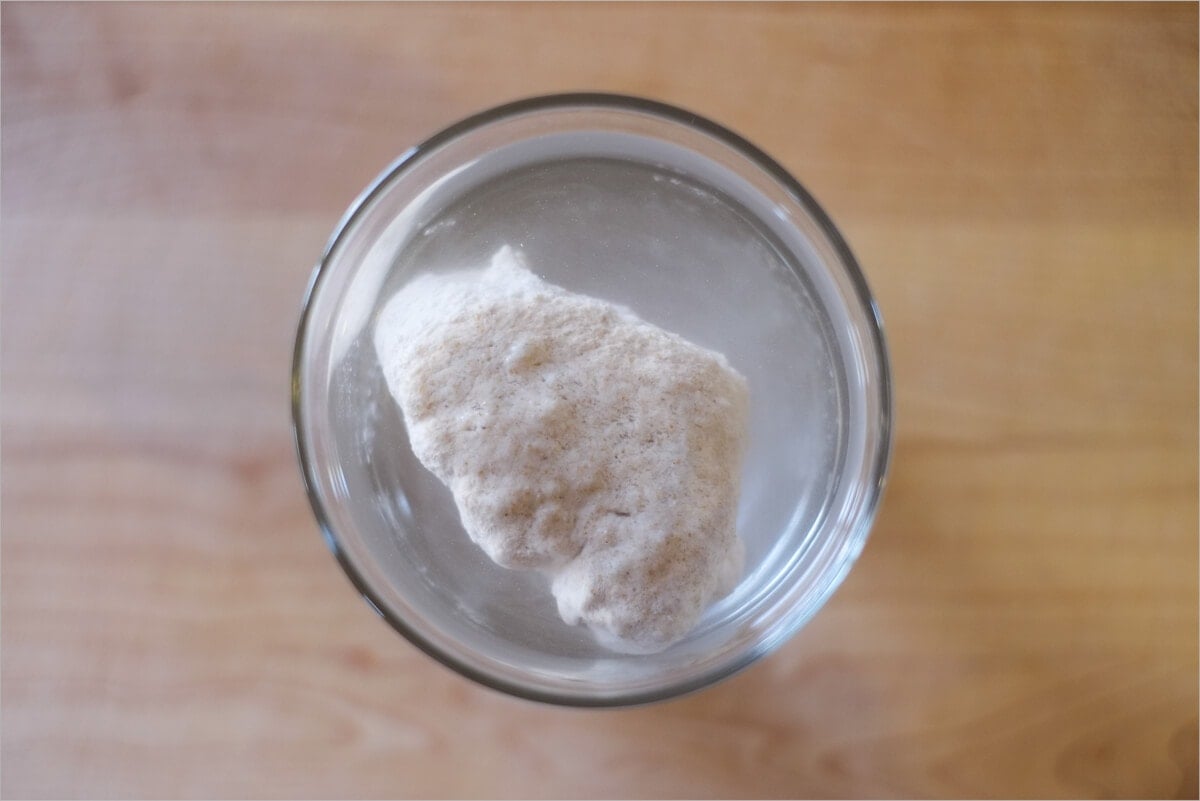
[{"xmin": 374, "ymin": 246, "xmax": 749, "ymax": 652}]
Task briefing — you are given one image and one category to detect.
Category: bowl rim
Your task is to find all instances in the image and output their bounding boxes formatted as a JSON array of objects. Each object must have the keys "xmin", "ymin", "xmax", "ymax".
[{"xmin": 291, "ymin": 92, "xmax": 893, "ymax": 707}]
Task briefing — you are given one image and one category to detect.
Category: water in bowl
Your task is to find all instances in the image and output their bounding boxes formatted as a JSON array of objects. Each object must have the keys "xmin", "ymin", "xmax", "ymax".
[{"xmin": 325, "ymin": 153, "xmax": 846, "ymax": 667}]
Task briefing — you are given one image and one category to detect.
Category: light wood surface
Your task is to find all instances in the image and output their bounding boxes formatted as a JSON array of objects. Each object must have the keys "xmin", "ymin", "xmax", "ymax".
[{"xmin": 3, "ymin": 3, "xmax": 1197, "ymax": 798}]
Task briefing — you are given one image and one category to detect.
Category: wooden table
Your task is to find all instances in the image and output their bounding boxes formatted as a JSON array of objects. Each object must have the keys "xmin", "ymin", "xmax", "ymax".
[{"xmin": 3, "ymin": 3, "xmax": 1196, "ymax": 798}]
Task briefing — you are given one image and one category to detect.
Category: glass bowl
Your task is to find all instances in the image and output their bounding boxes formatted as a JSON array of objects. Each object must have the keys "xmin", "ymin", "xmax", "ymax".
[{"xmin": 292, "ymin": 93, "xmax": 892, "ymax": 706}]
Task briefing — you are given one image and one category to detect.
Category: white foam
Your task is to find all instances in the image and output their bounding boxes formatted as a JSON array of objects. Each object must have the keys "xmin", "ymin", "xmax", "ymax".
[{"xmin": 374, "ymin": 246, "xmax": 749, "ymax": 652}]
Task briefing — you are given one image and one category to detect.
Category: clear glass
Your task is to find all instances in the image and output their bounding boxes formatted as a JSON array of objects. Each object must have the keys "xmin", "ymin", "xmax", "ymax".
[{"xmin": 292, "ymin": 94, "xmax": 892, "ymax": 706}]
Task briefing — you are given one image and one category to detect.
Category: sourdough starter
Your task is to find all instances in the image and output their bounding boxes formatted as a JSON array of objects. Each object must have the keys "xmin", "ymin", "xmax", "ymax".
[{"xmin": 374, "ymin": 246, "xmax": 749, "ymax": 652}]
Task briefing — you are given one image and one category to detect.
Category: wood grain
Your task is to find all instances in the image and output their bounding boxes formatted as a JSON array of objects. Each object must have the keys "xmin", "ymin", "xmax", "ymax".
[{"xmin": 2, "ymin": 2, "xmax": 1196, "ymax": 798}]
